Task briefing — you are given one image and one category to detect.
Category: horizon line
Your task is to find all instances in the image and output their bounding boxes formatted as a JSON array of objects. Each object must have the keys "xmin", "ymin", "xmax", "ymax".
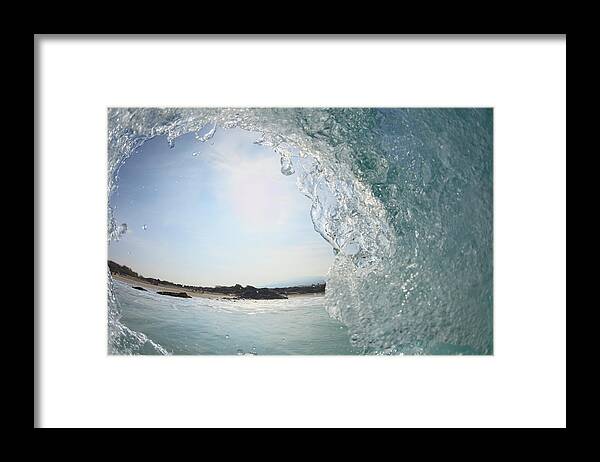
[{"xmin": 107, "ymin": 260, "xmax": 326, "ymax": 289}]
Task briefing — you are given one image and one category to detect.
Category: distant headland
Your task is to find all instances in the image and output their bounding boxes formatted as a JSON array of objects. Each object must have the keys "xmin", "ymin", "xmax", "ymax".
[{"xmin": 108, "ymin": 260, "xmax": 325, "ymax": 300}]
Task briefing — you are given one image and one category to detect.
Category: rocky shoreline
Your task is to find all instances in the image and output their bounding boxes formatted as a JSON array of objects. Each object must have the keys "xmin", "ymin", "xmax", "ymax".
[{"xmin": 109, "ymin": 260, "xmax": 325, "ymax": 300}]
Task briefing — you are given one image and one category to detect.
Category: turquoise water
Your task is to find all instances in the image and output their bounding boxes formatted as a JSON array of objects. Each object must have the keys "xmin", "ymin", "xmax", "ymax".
[
  {"xmin": 113, "ymin": 279, "xmax": 357, "ymax": 355},
  {"xmin": 109, "ymin": 108, "xmax": 493, "ymax": 355}
]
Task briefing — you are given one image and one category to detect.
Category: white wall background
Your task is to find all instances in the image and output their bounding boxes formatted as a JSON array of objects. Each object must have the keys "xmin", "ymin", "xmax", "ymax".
[{"xmin": 36, "ymin": 36, "xmax": 566, "ymax": 428}]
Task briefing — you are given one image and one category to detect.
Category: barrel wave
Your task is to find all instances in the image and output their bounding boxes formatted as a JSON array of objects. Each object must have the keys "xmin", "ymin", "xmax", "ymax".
[{"xmin": 108, "ymin": 108, "xmax": 493, "ymax": 355}]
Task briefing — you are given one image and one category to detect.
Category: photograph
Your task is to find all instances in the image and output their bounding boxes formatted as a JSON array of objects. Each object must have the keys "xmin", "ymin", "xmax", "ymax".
[
  {"xmin": 36, "ymin": 35, "xmax": 565, "ymax": 428},
  {"xmin": 107, "ymin": 107, "xmax": 493, "ymax": 356}
]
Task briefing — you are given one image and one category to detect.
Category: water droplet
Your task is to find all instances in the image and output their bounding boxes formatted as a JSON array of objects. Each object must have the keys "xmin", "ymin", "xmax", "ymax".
[
  {"xmin": 342, "ymin": 242, "xmax": 360, "ymax": 256},
  {"xmin": 225, "ymin": 334, "xmax": 230, "ymax": 340},
  {"xmin": 282, "ymin": 337, "xmax": 287, "ymax": 343},
  {"xmin": 141, "ymin": 224, "xmax": 148, "ymax": 231},
  {"xmin": 280, "ymin": 156, "xmax": 295, "ymax": 176},
  {"xmin": 236, "ymin": 349, "xmax": 244, "ymax": 355},
  {"xmin": 192, "ymin": 152, "xmax": 199, "ymax": 157},
  {"xmin": 116, "ymin": 223, "xmax": 128, "ymax": 237},
  {"xmin": 195, "ymin": 123, "xmax": 217, "ymax": 142}
]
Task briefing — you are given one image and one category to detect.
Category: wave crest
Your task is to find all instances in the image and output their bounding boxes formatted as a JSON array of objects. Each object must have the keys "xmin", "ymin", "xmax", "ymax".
[{"xmin": 108, "ymin": 108, "xmax": 493, "ymax": 355}]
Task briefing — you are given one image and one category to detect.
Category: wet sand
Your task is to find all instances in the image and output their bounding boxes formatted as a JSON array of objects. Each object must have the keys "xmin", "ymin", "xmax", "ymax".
[
  {"xmin": 111, "ymin": 274, "xmax": 233, "ymax": 300},
  {"xmin": 110, "ymin": 273, "xmax": 323, "ymax": 300}
]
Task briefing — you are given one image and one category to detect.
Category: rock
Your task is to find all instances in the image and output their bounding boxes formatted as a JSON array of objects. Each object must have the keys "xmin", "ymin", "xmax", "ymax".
[
  {"xmin": 237, "ymin": 286, "xmax": 287, "ymax": 300},
  {"xmin": 157, "ymin": 291, "xmax": 192, "ymax": 299},
  {"xmin": 132, "ymin": 286, "xmax": 147, "ymax": 291}
]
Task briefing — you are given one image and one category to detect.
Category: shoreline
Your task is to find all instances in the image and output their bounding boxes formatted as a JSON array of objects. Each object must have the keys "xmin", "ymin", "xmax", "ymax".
[
  {"xmin": 111, "ymin": 274, "xmax": 233, "ymax": 300},
  {"xmin": 111, "ymin": 273, "xmax": 324, "ymax": 300}
]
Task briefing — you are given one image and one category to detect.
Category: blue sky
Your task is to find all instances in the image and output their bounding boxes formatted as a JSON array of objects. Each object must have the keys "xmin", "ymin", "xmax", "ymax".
[{"xmin": 108, "ymin": 127, "xmax": 333, "ymax": 287}]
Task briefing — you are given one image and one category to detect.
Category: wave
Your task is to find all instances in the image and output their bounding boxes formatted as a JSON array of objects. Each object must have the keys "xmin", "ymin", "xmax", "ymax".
[{"xmin": 107, "ymin": 108, "xmax": 493, "ymax": 355}]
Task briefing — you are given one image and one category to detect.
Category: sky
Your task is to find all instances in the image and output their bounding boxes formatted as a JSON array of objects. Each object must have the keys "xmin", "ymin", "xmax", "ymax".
[{"xmin": 108, "ymin": 126, "xmax": 333, "ymax": 287}]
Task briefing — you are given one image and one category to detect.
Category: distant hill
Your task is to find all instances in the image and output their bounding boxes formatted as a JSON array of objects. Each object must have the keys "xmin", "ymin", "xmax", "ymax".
[{"xmin": 107, "ymin": 260, "xmax": 138, "ymax": 278}]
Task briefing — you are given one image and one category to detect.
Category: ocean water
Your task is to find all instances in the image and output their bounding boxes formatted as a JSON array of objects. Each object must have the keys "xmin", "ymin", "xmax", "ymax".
[
  {"xmin": 108, "ymin": 108, "xmax": 493, "ymax": 355},
  {"xmin": 112, "ymin": 279, "xmax": 357, "ymax": 355}
]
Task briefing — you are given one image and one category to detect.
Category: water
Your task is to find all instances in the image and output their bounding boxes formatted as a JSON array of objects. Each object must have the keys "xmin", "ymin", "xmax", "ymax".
[
  {"xmin": 108, "ymin": 108, "xmax": 493, "ymax": 355},
  {"xmin": 112, "ymin": 279, "xmax": 357, "ymax": 355}
]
